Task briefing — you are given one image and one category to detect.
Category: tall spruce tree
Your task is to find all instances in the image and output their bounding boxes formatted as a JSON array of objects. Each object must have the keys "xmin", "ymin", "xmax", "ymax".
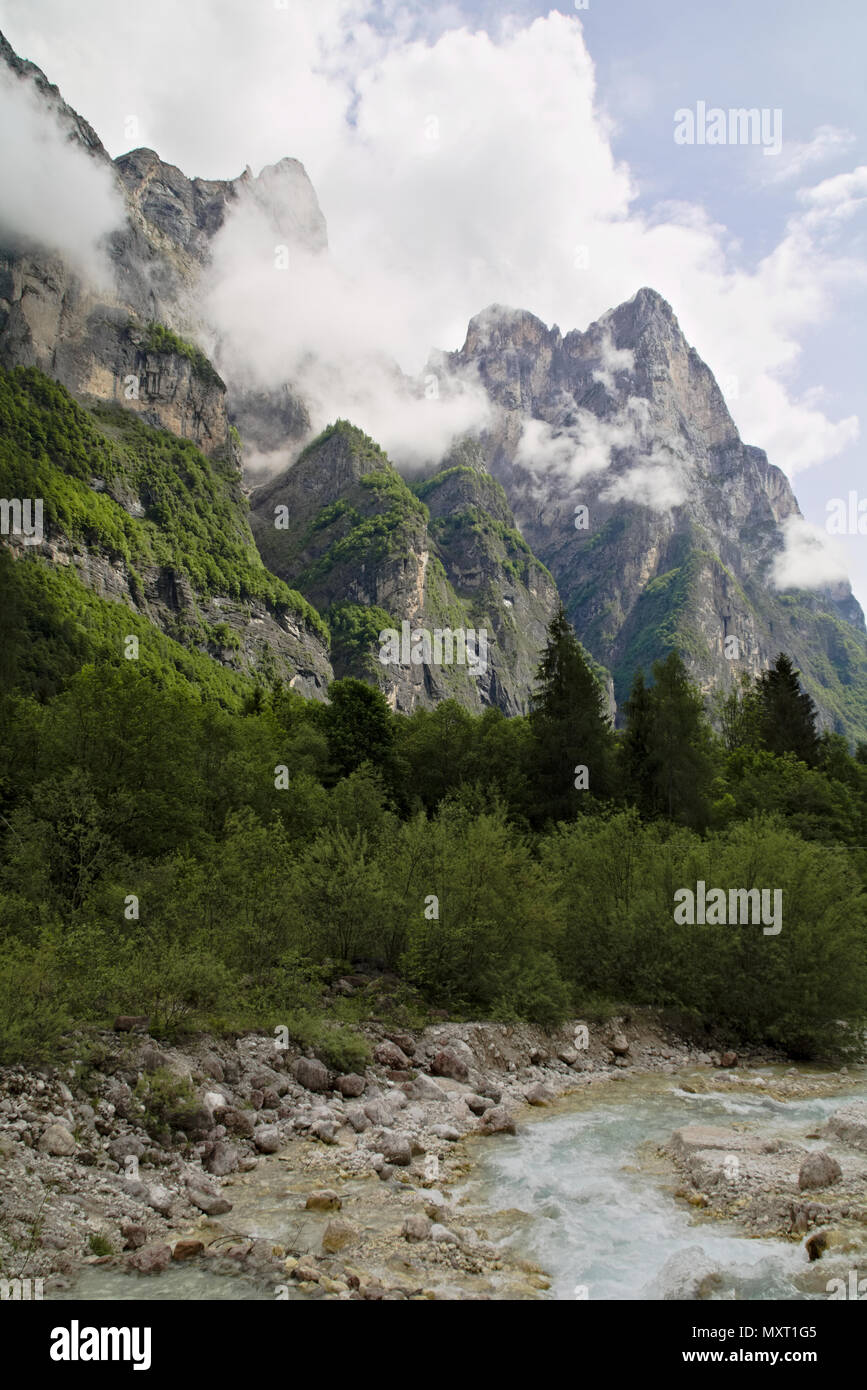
[
  {"xmin": 755, "ymin": 653, "xmax": 819, "ymax": 765},
  {"xmin": 621, "ymin": 650, "xmax": 715, "ymax": 827},
  {"xmin": 529, "ymin": 605, "xmax": 613, "ymax": 822}
]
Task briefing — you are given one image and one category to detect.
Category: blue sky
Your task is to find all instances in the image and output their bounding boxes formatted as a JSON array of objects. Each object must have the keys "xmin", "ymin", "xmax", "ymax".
[{"xmin": 1, "ymin": 0, "xmax": 864, "ymax": 606}]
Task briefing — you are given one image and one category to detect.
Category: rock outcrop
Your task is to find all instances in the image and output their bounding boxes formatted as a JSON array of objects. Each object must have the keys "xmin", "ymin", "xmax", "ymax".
[{"xmin": 438, "ymin": 291, "xmax": 867, "ymax": 739}]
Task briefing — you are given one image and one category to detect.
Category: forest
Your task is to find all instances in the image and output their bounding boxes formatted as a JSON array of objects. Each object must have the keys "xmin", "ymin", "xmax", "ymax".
[{"xmin": 2, "ymin": 565, "xmax": 865, "ymax": 1067}]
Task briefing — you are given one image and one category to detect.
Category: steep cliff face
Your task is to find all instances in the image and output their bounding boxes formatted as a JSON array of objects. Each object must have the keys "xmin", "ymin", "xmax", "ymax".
[
  {"xmin": 0, "ymin": 32, "xmax": 332, "ymax": 695},
  {"xmin": 0, "ymin": 34, "xmax": 322, "ymax": 461},
  {"xmin": 250, "ymin": 423, "xmax": 559, "ymax": 713},
  {"xmin": 440, "ymin": 290, "xmax": 867, "ymax": 739},
  {"xmin": 0, "ymin": 365, "xmax": 333, "ymax": 697}
]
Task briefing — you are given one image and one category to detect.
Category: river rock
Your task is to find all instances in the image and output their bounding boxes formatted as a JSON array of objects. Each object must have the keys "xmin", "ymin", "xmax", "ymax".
[
  {"xmin": 108, "ymin": 1135, "xmax": 145, "ymax": 1162},
  {"xmin": 223, "ymin": 1108, "xmax": 255, "ymax": 1138},
  {"xmin": 825, "ymin": 1104, "xmax": 867, "ymax": 1153},
  {"xmin": 430, "ymin": 1223, "xmax": 459, "ymax": 1244},
  {"xmin": 363, "ymin": 1099, "xmax": 392, "ymax": 1127},
  {"xmin": 248, "ymin": 1066, "xmax": 284, "ymax": 1092},
  {"xmin": 38, "ymin": 1123, "xmax": 77, "ymax": 1156},
  {"xmin": 146, "ymin": 1183, "xmax": 174, "ymax": 1215},
  {"xmin": 377, "ymin": 1131, "xmax": 413, "ymax": 1166},
  {"xmin": 293, "ymin": 1057, "xmax": 331, "ymax": 1093},
  {"xmin": 402, "ymin": 1213, "xmax": 432, "ymax": 1242},
  {"xmin": 346, "ymin": 1108, "xmax": 369, "ymax": 1133},
  {"xmin": 310, "ymin": 1119, "xmax": 339, "ymax": 1144},
  {"xmin": 336, "ymin": 1073, "xmax": 366, "ymax": 1098},
  {"xmin": 806, "ymin": 1230, "xmax": 830, "ymax": 1261},
  {"xmin": 374, "ymin": 1041, "xmax": 411, "ymax": 1069},
  {"xmin": 172, "ymin": 1240, "xmax": 204, "ymax": 1261},
  {"xmin": 406, "ymin": 1074, "xmax": 447, "ymax": 1103},
  {"xmin": 465, "ymin": 1093, "xmax": 493, "ymax": 1115},
  {"xmin": 671, "ymin": 1126, "xmax": 775, "ymax": 1156},
  {"xmin": 128, "ymin": 1243, "xmax": 171, "ymax": 1274},
  {"xmin": 198, "ymin": 1051, "xmax": 224, "ymax": 1082},
  {"xmin": 430, "ymin": 1048, "xmax": 469, "ymax": 1082},
  {"xmin": 525, "ymin": 1083, "xmax": 554, "ymax": 1106},
  {"xmin": 720, "ymin": 1052, "xmax": 738, "ymax": 1068},
  {"xmin": 321, "ymin": 1219, "xmax": 358, "ymax": 1254},
  {"xmin": 305, "ymin": 1190, "xmax": 342, "ymax": 1212},
  {"xmin": 254, "ymin": 1125, "xmax": 281, "ymax": 1153},
  {"xmin": 187, "ymin": 1188, "xmax": 232, "ymax": 1216},
  {"xmin": 798, "ymin": 1151, "xmax": 842, "ymax": 1190},
  {"xmin": 386, "ymin": 1031, "xmax": 416, "ymax": 1056},
  {"xmin": 430, "ymin": 1124, "xmax": 461, "ymax": 1142},
  {"xmin": 643, "ymin": 1246, "xmax": 722, "ymax": 1300},
  {"xmin": 481, "ymin": 1106, "xmax": 516, "ymax": 1135},
  {"xmin": 203, "ymin": 1091, "xmax": 228, "ymax": 1119},
  {"xmin": 203, "ymin": 1140, "xmax": 240, "ymax": 1176},
  {"xmin": 610, "ymin": 1035, "xmax": 630, "ymax": 1056},
  {"xmin": 121, "ymin": 1223, "xmax": 147, "ymax": 1249}
]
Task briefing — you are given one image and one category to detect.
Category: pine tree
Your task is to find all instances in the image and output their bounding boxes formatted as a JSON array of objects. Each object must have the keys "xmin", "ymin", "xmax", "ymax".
[
  {"xmin": 529, "ymin": 605, "xmax": 613, "ymax": 821},
  {"xmin": 755, "ymin": 654, "xmax": 819, "ymax": 765},
  {"xmin": 621, "ymin": 650, "xmax": 715, "ymax": 827}
]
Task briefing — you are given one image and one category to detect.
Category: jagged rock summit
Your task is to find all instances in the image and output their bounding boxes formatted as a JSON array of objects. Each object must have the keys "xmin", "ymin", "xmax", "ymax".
[{"xmin": 439, "ymin": 289, "xmax": 867, "ymax": 737}]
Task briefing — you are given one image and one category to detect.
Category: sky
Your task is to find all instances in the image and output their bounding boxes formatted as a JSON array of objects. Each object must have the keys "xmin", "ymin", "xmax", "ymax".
[{"xmin": 1, "ymin": 0, "xmax": 865, "ymax": 606}]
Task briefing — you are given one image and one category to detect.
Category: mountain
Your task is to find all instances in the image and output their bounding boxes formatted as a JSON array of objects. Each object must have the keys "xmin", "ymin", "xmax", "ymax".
[
  {"xmin": 250, "ymin": 424, "xmax": 559, "ymax": 713},
  {"xmin": 2, "ymin": 27, "xmax": 866, "ymax": 738},
  {"xmin": 0, "ymin": 31, "xmax": 333, "ymax": 696},
  {"xmin": 436, "ymin": 291, "xmax": 867, "ymax": 739}
]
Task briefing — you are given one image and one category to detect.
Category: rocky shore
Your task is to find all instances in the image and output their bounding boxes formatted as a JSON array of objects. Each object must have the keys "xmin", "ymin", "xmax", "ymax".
[
  {"xmin": 0, "ymin": 1013, "xmax": 861, "ymax": 1300},
  {"xmin": 663, "ymin": 1071, "xmax": 867, "ymax": 1259}
]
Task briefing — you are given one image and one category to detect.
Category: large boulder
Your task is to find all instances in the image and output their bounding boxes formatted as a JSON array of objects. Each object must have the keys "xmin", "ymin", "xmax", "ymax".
[
  {"xmin": 430, "ymin": 1049, "xmax": 469, "ymax": 1083},
  {"xmin": 402, "ymin": 1213, "xmax": 432, "ymax": 1242},
  {"xmin": 187, "ymin": 1187, "xmax": 232, "ymax": 1216},
  {"xmin": 292, "ymin": 1057, "xmax": 331, "ymax": 1093},
  {"xmin": 363, "ymin": 1099, "xmax": 392, "ymax": 1127},
  {"xmin": 525, "ymin": 1083, "xmax": 554, "ymax": 1106},
  {"xmin": 405, "ymin": 1074, "xmax": 447, "ymax": 1104},
  {"xmin": 376, "ymin": 1130, "xmax": 413, "ymax": 1166},
  {"xmin": 128, "ymin": 1243, "xmax": 172, "ymax": 1274},
  {"xmin": 146, "ymin": 1184, "xmax": 174, "ymax": 1215},
  {"xmin": 254, "ymin": 1125, "xmax": 281, "ymax": 1153},
  {"xmin": 305, "ymin": 1190, "xmax": 342, "ymax": 1212},
  {"xmin": 481, "ymin": 1106, "xmax": 516, "ymax": 1136},
  {"xmin": 202, "ymin": 1140, "xmax": 240, "ymax": 1176},
  {"xmin": 223, "ymin": 1108, "xmax": 256, "ymax": 1138},
  {"xmin": 374, "ymin": 1041, "xmax": 411, "ymax": 1069},
  {"xmin": 798, "ymin": 1151, "xmax": 842, "ymax": 1191},
  {"xmin": 38, "ymin": 1124, "xmax": 77, "ymax": 1156},
  {"xmin": 825, "ymin": 1104, "xmax": 867, "ymax": 1153},
  {"xmin": 336, "ymin": 1073, "xmax": 366, "ymax": 1098},
  {"xmin": 321, "ymin": 1219, "xmax": 358, "ymax": 1254}
]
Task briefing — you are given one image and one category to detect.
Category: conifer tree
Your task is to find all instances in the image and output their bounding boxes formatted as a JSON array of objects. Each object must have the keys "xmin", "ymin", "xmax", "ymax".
[
  {"xmin": 529, "ymin": 605, "xmax": 613, "ymax": 821},
  {"xmin": 621, "ymin": 650, "xmax": 715, "ymax": 827},
  {"xmin": 755, "ymin": 653, "xmax": 819, "ymax": 765}
]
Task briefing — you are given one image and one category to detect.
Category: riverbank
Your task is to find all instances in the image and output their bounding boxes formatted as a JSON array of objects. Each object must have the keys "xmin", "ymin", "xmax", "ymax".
[{"xmin": 0, "ymin": 1013, "xmax": 859, "ymax": 1300}]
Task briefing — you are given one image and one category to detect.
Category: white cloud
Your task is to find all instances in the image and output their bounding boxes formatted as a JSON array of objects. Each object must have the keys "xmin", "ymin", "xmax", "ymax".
[
  {"xmin": 591, "ymin": 331, "xmax": 635, "ymax": 394},
  {"xmin": 2, "ymin": 3, "xmax": 865, "ymax": 497},
  {"xmin": 761, "ymin": 124, "xmax": 855, "ymax": 185},
  {"xmin": 771, "ymin": 516, "xmax": 850, "ymax": 591},
  {"xmin": 600, "ymin": 453, "xmax": 687, "ymax": 512},
  {"xmin": 0, "ymin": 66, "xmax": 124, "ymax": 285}
]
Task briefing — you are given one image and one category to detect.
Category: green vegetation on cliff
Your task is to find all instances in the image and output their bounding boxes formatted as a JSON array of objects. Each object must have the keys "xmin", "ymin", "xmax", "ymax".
[{"xmin": 0, "ymin": 366, "xmax": 326, "ymax": 642}]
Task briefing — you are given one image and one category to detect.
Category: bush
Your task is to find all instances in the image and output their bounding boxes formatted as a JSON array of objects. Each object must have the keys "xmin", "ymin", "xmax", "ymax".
[{"xmin": 0, "ymin": 941, "xmax": 69, "ymax": 1064}]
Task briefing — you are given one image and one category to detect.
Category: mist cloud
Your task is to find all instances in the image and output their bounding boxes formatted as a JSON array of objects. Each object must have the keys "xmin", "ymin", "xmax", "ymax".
[
  {"xmin": 771, "ymin": 516, "xmax": 849, "ymax": 591},
  {"xmin": 0, "ymin": 66, "xmax": 124, "ymax": 286}
]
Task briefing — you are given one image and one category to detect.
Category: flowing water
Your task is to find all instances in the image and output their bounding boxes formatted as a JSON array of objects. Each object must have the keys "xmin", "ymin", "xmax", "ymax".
[
  {"xmin": 50, "ymin": 1066, "xmax": 867, "ymax": 1301},
  {"xmin": 457, "ymin": 1068, "xmax": 867, "ymax": 1300}
]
